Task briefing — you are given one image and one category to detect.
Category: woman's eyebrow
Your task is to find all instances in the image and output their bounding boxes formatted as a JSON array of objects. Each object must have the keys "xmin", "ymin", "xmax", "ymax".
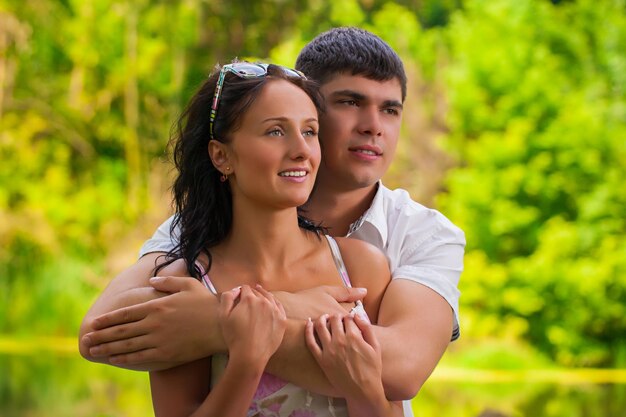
[{"xmin": 261, "ymin": 117, "xmax": 319, "ymax": 123}]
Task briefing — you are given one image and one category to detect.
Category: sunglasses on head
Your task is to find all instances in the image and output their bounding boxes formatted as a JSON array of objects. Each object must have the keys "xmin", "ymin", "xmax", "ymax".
[{"xmin": 209, "ymin": 62, "xmax": 306, "ymax": 140}]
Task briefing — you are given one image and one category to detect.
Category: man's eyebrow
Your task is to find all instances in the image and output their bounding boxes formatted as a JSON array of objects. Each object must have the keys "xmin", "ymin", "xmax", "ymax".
[
  {"xmin": 383, "ymin": 100, "xmax": 403, "ymax": 109},
  {"xmin": 330, "ymin": 90, "xmax": 403, "ymax": 109},
  {"xmin": 330, "ymin": 90, "xmax": 366, "ymax": 101}
]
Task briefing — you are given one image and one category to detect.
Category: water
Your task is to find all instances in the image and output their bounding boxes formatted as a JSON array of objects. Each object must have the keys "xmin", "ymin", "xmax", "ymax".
[
  {"xmin": 413, "ymin": 378, "xmax": 626, "ymax": 417},
  {"xmin": 1, "ymin": 352, "xmax": 625, "ymax": 417}
]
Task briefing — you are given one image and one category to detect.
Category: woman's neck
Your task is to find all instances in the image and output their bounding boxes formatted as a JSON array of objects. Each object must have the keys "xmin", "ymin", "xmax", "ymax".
[{"xmin": 213, "ymin": 204, "xmax": 315, "ymax": 278}]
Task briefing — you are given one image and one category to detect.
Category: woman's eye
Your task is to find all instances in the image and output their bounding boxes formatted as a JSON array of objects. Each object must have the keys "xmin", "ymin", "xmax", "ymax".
[
  {"xmin": 268, "ymin": 129, "xmax": 284, "ymax": 136},
  {"xmin": 302, "ymin": 129, "xmax": 318, "ymax": 137}
]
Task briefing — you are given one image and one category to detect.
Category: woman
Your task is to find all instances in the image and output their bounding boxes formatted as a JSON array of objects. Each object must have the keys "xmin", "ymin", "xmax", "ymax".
[{"xmin": 150, "ymin": 61, "xmax": 402, "ymax": 417}]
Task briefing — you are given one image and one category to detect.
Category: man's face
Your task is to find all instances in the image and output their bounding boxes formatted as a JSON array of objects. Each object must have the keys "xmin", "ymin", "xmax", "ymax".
[{"xmin": 316, "ymin": 74, "xmax": 403, "ymax": 192}]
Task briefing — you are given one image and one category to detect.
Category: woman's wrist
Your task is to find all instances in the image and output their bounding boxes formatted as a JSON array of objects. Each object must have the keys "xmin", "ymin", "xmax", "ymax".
[
  {"xmin": 225, "ymin": 351, "xmax": 267, "ymax": 379},
  {"xmin": 345, "ymin": 380, "xmax": 393, "ymax": 417}
]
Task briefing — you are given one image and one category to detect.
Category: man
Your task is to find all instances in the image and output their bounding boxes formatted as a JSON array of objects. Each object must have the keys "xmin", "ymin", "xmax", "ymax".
[{"xmin": 79, "ymin": 27, "xmax": 464, "ymax": 416}]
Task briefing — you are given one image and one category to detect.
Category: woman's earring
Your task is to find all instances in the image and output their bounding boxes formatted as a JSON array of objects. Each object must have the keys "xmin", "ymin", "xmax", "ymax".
[{"xmin": 220, "ymin": 167, "xmax": 231, "ymax": 182}]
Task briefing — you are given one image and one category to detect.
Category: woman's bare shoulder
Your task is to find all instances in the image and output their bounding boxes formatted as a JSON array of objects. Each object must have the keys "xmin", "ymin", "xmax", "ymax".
[{"xmin": 332, "ymin": 236, "xmax": 391, "ymax": 322}]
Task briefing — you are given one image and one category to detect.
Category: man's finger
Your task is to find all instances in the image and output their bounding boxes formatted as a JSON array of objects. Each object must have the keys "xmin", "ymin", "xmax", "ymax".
[
  {"xmin": 91, "ymin": 304, "xmax": 149, "ymax": 330},
  {"xmin": 88, "ymin": 334, "xmax": 152, "ymax": 358},
  {"xmin": 149, "ymin": 276, "xmax": 197, "ymax": 293},
  {"xmin": 83, "ymin": 319, "xmax": 148, "ymax": 348},
  {"xmin": 109, "ymin": 348, "xmax": 161, "ymax": 366},
  {"xmin": 326, "ymin": 286, "xmax": 367, "ymax": 303}
]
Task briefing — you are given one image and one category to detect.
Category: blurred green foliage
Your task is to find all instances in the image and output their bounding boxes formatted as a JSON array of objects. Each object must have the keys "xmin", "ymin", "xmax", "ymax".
[
  {"xmin": 0, "ymin": 0, "xmax": 624, "ymax": 378},
  {"xmin": 437, "ymin": 0, "xmax": 626, "ymax": 367}
]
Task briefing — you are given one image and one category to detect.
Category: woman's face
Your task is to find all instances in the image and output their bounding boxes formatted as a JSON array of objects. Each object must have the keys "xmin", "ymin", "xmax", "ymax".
[{"xmin": 223, "ymin": 79, "xmax": 320, "ymax": 211}]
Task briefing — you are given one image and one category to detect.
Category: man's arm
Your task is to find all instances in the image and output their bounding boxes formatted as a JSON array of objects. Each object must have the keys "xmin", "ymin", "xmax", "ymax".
[
  {"xmin": 375, "ymin": 279, "xmax": 452, "ymax": 399},
  {"xmin": 263, "ymin": 278, "xmax": 452, "ymax": 400},
  {"xmin": 80, "ymin": 274, "xmax": 364, "ymax": 373}
]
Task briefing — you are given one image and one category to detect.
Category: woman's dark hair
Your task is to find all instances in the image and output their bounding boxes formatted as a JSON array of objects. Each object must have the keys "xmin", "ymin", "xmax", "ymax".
[
  {"xmin": 295, "ymin": 27, "xmax": 407, "ymax": 101},
  {"xmin": 156, "ymin": 63, "xmax": 324, "ymax": 279}
]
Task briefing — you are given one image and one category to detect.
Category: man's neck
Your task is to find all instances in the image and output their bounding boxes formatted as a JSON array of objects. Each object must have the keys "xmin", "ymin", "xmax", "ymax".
[{"xmin": 305, "ymin": 183, "xmax": 378, "ymax": 237}]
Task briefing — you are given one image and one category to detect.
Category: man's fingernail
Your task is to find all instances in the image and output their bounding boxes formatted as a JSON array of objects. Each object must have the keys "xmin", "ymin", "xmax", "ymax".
[
  {"xmin": 89, "ymin": 346, "xmax": 102, "ymax": 356},
  {"xmin": 82, "ymin": 335, "xmax": 92, "ymax": 345}
]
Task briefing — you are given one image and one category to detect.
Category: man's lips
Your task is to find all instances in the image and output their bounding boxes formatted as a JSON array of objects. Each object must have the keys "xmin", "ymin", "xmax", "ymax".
[{"xmin": 349, "ymin": 144, "xmax": 383, "ymax": 158}]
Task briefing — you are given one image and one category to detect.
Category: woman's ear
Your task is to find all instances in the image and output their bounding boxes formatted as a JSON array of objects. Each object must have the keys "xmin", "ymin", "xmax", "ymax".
[{"xmin": 208, "ymin": 140, "xmax": 230, "ymax": 171}]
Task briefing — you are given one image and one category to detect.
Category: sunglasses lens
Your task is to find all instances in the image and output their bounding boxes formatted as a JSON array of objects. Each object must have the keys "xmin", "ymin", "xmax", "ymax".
[{"xmin": 228, "ymin": 63, "xmax": 268, "ymax": 77}]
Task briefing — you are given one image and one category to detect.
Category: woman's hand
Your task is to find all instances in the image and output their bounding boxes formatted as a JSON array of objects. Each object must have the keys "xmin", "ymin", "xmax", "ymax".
[
  {"xmin": 305, "ymin": 313, "xmax": 403, "ymax": 417},
  {"xmin": 219, "ymin": 284, "xmax": 287, "ymax": 367}
]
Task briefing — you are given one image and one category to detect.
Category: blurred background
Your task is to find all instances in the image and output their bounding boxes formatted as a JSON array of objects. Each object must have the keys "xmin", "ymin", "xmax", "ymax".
[{"xmin": 1, "ymin": 0, "xmax": 625, "ymax": 416}]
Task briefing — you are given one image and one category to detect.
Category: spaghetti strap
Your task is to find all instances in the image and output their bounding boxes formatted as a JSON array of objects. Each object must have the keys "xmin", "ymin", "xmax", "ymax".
[
  {"xmin": 324, "ymin": 234, "xmax": 370, "ymax": 324},
  {"xmin": 324, "ymin": 235, "xmax": 353, "ymax": 288},
  {"xmin": 195, "ymin": 260, "xmax": 218, "ymax": 295}
]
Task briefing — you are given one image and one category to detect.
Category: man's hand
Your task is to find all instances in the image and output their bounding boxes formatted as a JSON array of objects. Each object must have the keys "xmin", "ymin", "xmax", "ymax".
[
  {"xmin": 274, "ymin": 285, "xmax": 367, "ymax": 320},
  {"xmin": 81, "ymin": 276, "xmax": 223, "ymax": 370}
]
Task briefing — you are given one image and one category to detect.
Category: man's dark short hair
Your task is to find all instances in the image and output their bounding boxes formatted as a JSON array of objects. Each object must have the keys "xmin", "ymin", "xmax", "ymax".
[{"xmin": 295, "ymin": 27, "xmax": 407, "ymax": 101}]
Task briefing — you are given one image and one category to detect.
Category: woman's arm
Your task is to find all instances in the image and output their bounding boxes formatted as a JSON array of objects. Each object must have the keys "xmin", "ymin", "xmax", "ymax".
[{"xmin": 150, "ymin": 285, "xmax": 287, "ymax": 417}]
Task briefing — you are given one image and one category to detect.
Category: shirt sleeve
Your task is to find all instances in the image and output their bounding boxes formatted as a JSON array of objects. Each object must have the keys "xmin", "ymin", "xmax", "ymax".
[
  {"xmin": 391, "ymin": 213, "xmax": 465, "ymax": 341},
  {"xmin": 138, "ymin": 215, "xmax": 180, "ymax": 258}
]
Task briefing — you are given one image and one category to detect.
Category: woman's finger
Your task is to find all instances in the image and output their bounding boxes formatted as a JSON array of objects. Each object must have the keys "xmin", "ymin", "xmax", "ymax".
[
  {"xmin": 354, "ymin": 313, "xmax": 379, "ymax": 351},
  {"xmin": 313, "ymin": 314, "xmax": 332, "ymax": 347},
  {"xmin": 343, "ymin": 315, "xmax": 362, "ymax": 339},
  {"xmin": 219, "ymin": 286, "xmax": 241, "ymax": 316},
  {"xmin": 329, "ymin": 314, "xmax": 345, "ymax": 338},
  {"xmin": 305, "ymin": 318, "xmax": 323, "ymax": 359},
  {"xmin": 254, "ymin": 284, "xmax": 279, "ymax": 307}
]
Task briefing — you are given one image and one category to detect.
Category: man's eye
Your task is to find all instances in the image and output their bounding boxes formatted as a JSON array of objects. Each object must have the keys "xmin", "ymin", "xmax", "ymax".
[
  {"xmin": 384, "ymin": 108, "xmax": 399, "ymax": 116},
  {"xmin": 339, "ymin": 99, "xmax": 357, "ymax": 106}
]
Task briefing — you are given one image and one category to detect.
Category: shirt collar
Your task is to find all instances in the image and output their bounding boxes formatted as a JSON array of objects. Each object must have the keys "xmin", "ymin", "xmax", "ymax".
[{"xmin": 346, "ymin": 181, "xmax": 389, "ymax": 245}]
